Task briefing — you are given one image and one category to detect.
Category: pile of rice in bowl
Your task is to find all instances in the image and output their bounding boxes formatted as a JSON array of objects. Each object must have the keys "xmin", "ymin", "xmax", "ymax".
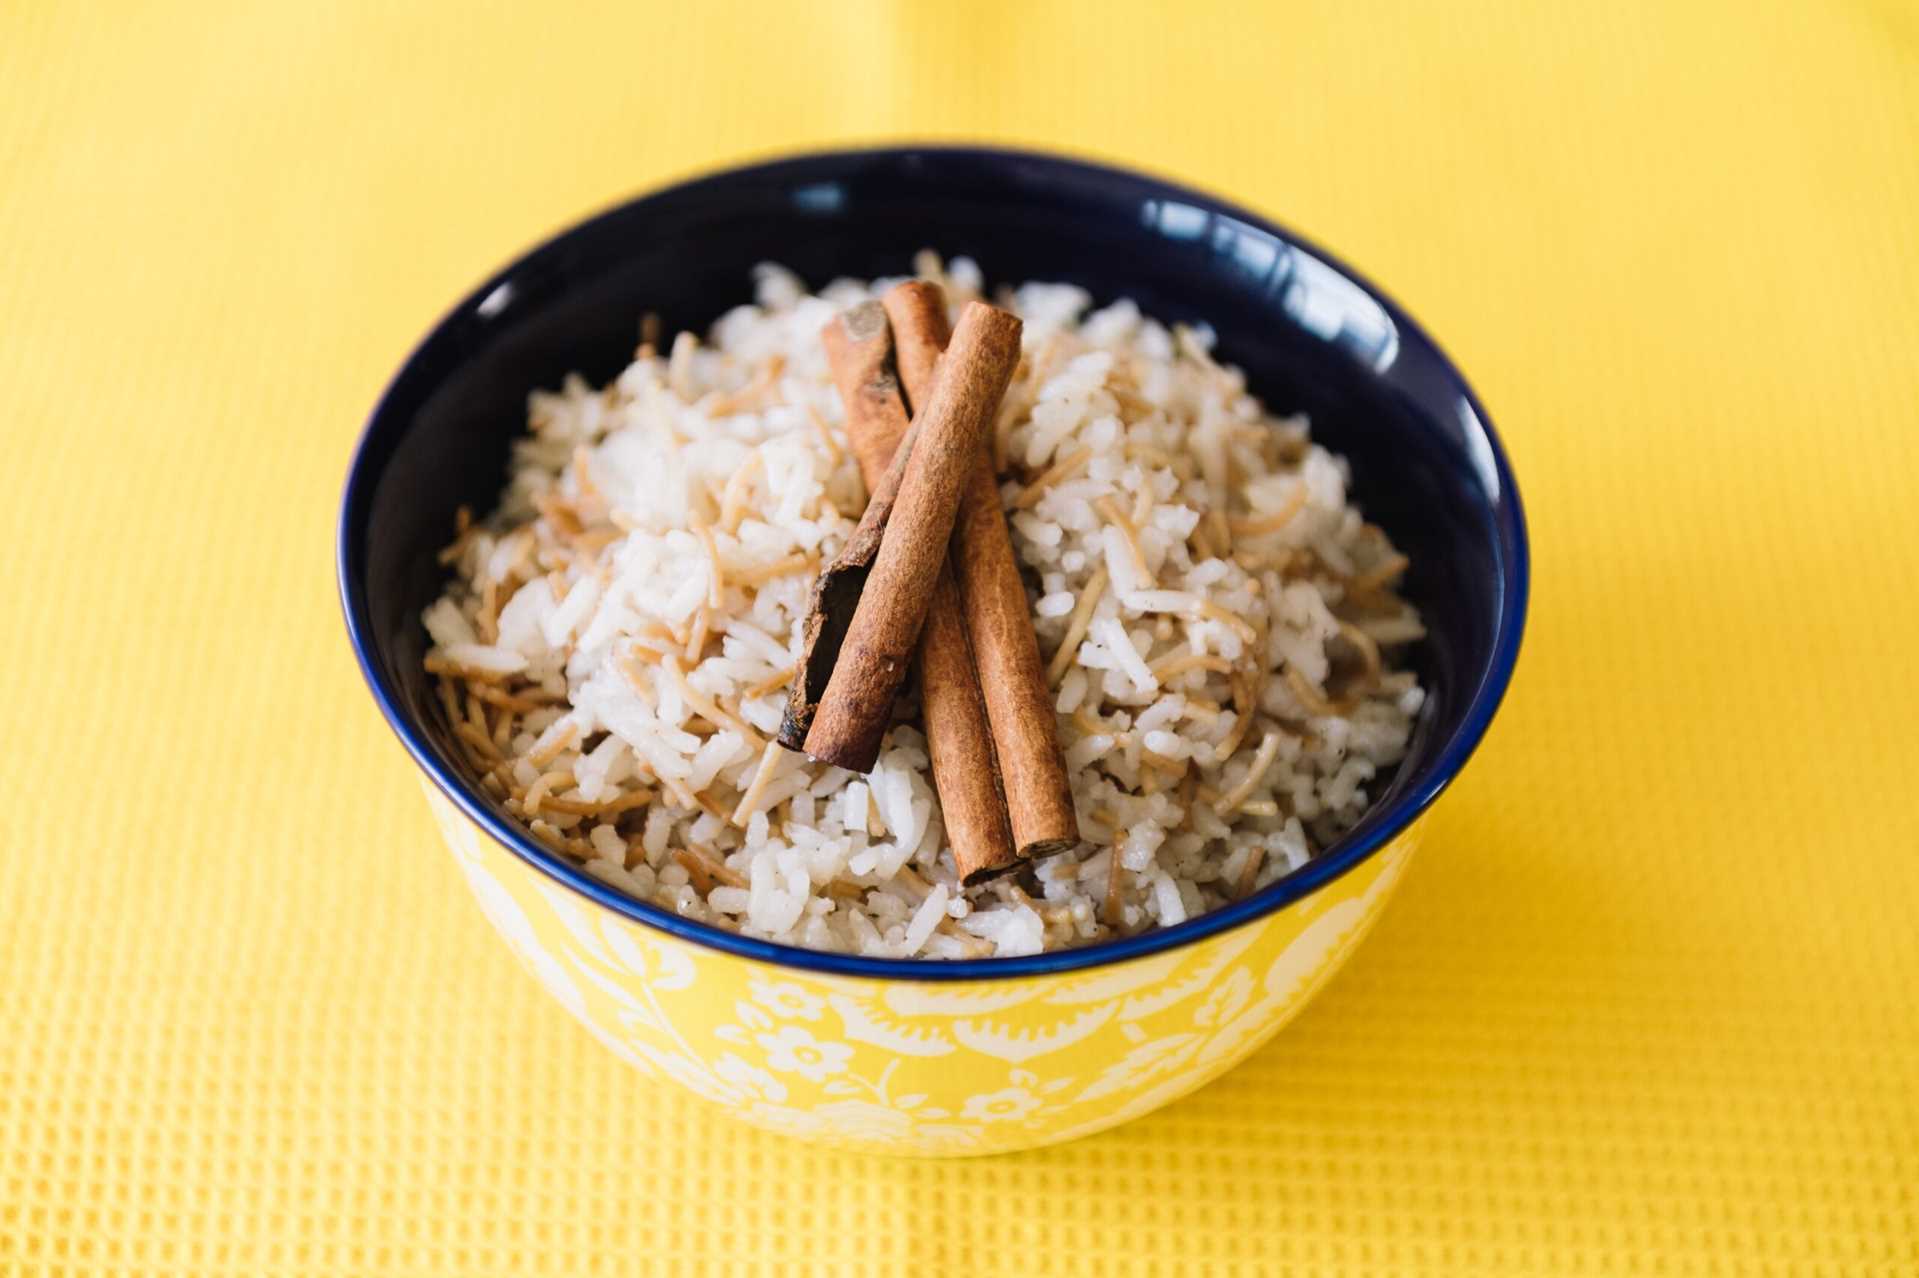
[{"xmin": 423, "ymin": 255, "xmax": 1425, "ymax": 959}]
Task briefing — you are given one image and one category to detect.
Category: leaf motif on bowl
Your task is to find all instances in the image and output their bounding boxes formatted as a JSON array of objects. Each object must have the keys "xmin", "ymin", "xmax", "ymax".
[{"xmin": 950, "ymin": 1002, "xmax": 1119, "ymax": 1064}]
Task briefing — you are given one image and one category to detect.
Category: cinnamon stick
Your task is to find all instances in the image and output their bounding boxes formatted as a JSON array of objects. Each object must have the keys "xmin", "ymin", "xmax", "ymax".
[
  {"xmin": 777, "ymin": 304, "xmax": 917, "ymax": 752},
  {"xmin": 882, "ymin": 281, "xmax": 1081, "ymax": 862},
  {"xmin": 787, "ymin": 301, "xmax": 1017, "ymax": 883},
  {"xmin": 916, "ymin": 575, "xmax": 1016, "ymax": 884},
  {"xmin": 800, "ymin": 301, "xmax": 1025, "ymax": 779}
]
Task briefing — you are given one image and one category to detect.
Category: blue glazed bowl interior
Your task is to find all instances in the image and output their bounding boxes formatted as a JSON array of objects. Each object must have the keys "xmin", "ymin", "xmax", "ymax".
[{"xmin": 339, "ymin": 147, "xmax": 1526, "ymax": 980}]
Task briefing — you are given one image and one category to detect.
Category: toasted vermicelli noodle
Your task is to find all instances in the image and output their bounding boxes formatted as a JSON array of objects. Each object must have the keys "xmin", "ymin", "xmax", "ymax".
[{"xmin": 422, "ymin": 256, "xmax": 1425, "ymax": 958}]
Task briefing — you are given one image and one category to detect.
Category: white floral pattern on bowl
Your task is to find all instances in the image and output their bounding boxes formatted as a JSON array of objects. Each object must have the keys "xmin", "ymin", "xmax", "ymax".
[{"xmin": 425, "ymin": 782, "xmax": 1416, "ymax": 1155}]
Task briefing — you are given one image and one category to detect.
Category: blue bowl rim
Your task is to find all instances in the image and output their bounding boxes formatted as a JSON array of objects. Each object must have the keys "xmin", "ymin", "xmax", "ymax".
[{"xmin": 337, "ymin": 143, "xmax": 1529, "ymax": 984}]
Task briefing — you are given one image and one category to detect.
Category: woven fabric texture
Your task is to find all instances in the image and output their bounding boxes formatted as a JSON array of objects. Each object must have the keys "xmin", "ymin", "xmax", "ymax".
[{"xmin": 2, "ymin": 1, "xmax": 1915, "ymax": 1272}]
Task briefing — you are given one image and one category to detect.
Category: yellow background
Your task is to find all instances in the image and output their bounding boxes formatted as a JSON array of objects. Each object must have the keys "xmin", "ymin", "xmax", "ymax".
[{"xmin": 4, "ymin": 1, "xmax": 1915, "ymax": 1272}]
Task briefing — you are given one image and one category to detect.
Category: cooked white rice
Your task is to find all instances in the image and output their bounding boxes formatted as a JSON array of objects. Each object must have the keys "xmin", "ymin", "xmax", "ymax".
[{"xmin": 424, "ymin": 254, "xmax": 1425, "ymax": 959}]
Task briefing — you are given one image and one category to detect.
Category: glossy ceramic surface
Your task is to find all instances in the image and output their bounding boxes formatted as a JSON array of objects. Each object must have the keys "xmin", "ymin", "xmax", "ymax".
[
  {"xmin": 339, "ymin": 146, "xmax": 1527, "ymax": 1152},
  {"xmin": 426, "ymin": 783, "xmax": 1421, "ymax": 1154}
]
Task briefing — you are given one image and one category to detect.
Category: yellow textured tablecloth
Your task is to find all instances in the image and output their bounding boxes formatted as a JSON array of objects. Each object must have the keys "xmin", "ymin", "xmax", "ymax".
[{"xmin": 4, "ymin": 2, "xmax": 1915, "ymax": 1272}]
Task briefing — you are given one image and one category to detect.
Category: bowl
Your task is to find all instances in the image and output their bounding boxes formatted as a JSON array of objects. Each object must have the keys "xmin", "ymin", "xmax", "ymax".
[{"xmin": 338, "ymin": 146, "xmax": 1527, "ymax": 1155}]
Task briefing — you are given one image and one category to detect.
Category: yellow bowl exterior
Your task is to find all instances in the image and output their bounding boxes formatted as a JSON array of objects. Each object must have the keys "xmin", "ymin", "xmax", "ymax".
[{"xmin": 425, "ymin": 784, "xmax": 1418, "ymax": 1155}]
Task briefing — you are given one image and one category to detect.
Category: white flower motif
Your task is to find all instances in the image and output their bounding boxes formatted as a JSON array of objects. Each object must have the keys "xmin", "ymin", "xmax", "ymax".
[
  {"xmin": 425, "ymin": 777, "xmax": 1425, "ymax": 1156},
  {"xmin": 960, "ymin": 1086, "xmax": 1043, "ymax": 1123},
  {"xmin": 749, "ymin": 977, "xmax": 825, "ymax": 1022},
  {"xmin": 713, "ymin": 1052, "xmax": 787, "ymax": 1103},
  {"xmin": 755, "ymin": 1026, "xmax": 853, "ymax": 1082}
]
